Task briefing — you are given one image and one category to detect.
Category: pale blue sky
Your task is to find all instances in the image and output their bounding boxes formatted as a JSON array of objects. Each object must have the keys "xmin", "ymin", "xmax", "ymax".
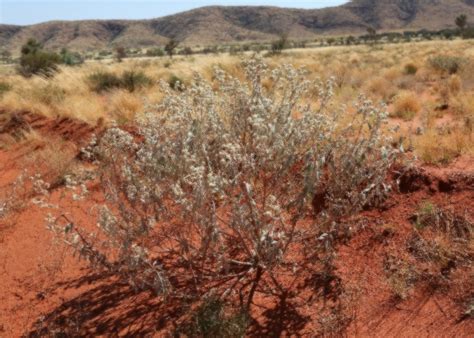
[{"xmin": 1, "ymin": 0, "xmax": 348, "ymax": 25}]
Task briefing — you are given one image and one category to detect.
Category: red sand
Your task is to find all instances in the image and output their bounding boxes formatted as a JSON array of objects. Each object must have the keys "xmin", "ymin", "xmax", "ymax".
[{"xmin": 0, "ymin": 113, "xmax": 473, "ymax": 337}]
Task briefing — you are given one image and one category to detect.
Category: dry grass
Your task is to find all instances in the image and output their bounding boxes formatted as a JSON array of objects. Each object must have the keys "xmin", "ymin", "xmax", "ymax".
[
  {"xmin": 1, "ymin": 39, "xmax": 473, "ymax": 165},
  {"xmin": 391, "ymin": 91, "xmax": 422, "ymax": 120}
]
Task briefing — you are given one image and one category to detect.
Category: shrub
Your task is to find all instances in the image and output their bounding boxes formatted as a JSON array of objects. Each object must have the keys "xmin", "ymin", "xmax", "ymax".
[
  {"xmin": 180, "ymin": 46, "xmax": 193, "ymax": 56},
  {"xmin": 0, "ymin": 82, "xmax": 12, "ymax": 97},
  {"xmin": 115, "ymin": 46, "xmax": 126, "ymax": 62},
  {"xmin": 428, "ymin": 55, "xmax": 466, "ymax": 75},
  {"xmin": 167, "ymin": 74, "xmax": 184, "ymax": 91},
  {"xmin": 17, "ymin": 39, "xmax": 61, "ymax": 78},
  {"xmin": 270, "ymin": 33, "xmax": 288, "ymax": 55},
  {"xmin": 87, "ymin": 71, "xmax": 122, "ymax": 92},
  {"xmin": 60, "ymin": 48, "xmax": 84, "ymax": 66},
  {"xmin": 146, "ymin": 48, "xmax": 165, "ymax": 57},
  {"xmin": 120, "ymin": 70, "xmax": 152, "ymax": 92},
  {"xmin": 165, "ymin": 39, "xmax": 179, "ymax": 58},
  {"xmin": 45, "ymin": 57, "xmax": 399, "ymax": 315},
  {"xmin": 391, "ymin": 92, "xmax": 421, "ymax": 120},
  {"xmin": 404, "ymin": 63, "xmax": 418, "ymax": 75},
  {"xmin": 87, "ymin": 70, "xmax": 151, "ymax": 93}
]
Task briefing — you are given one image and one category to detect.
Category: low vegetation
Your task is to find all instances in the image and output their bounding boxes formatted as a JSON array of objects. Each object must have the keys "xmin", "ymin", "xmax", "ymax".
[
  {"xmin": 0, "ymin": 26, "xmax": 473, "ymax": 337},
  {"xmin": 41, "ymin": 57, "xmax": 398, "ymax": 328},
  {"xmin": 87, "ymin": 70, "xmax": 152, "ymax": 93},
  {"xmin": 17, "ymin": 39, "xmax": 61, "ymax": 78}
]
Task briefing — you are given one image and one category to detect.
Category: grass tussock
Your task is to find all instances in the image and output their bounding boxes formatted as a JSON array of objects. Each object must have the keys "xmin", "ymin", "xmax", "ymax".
[{"xmin": 391, "ymin": 91, "xmax": 421, "ymax": 120}]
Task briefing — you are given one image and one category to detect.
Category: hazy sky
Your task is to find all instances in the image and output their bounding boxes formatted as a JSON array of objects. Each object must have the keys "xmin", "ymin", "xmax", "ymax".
[{"xmin": 1, "ymin": 0, "xmax": 348, "ymax": 25}]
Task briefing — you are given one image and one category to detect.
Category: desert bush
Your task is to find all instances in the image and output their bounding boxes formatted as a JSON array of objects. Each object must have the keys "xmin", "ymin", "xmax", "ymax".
[
  {"xmin": 146, "ymin": 48, "xmax": 165, "ymax": 57},
  {"xmin": 0, "ymin": 81, "xmax": 12, "ymax": 97},
  {"xmin": 45, "ymin": 57, "xmax": 399, "ymax": 314},
  {"xmin": 403, "ymin": 63, "xmax": 418, "ymax": 75},
  {"xmin": 60, "ymin": 48, "xmax": 84, "ymax": 66},
  {"xmin": 120, "ymin": 70, "xmax": 152, "ymax": 92},
  {"xmin": 391, "ymin": 91, "xmax": 421, "ymax": 120},
  {"xmin": 87, "ymin": 71, "xmax": 122, "ymax": 92},
  {"xmin": 18, "ymin": 50, "xmax": 61, "ymax": 78},
  {"xmin": 87, "ymin": 70, "xmax": 151, "ymax": 93},
  {"xmin": 167, "ymin": 74, "xmax": 184, "ymax": 91},
  {"xmin": 428, "ymin": 55, "xmax": 466, "ymax": 75},
  {"xmin": 17, "ymin": 39, "xmax": 61, "ymax": 78},
  {"xmin": 270, "ymin": 33, "xmax": 288, "ymax": 55}
]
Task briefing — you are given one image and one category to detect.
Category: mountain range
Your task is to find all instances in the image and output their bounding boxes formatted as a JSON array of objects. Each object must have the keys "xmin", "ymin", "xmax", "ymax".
[{"xmin": 1, "ymin": 0, "xmax": 474, "ymax": 53}]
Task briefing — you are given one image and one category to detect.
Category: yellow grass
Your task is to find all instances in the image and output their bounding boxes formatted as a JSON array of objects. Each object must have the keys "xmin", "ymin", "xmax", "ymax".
[{"xmin": 1, "ymin": 39, "xmax": 473, "ymax": 165}]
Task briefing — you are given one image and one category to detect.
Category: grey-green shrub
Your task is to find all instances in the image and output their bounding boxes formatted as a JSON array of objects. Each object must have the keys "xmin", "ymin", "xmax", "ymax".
[
  {"xmin": 428, "ymin": 55, "xmax": 467, "ymax": 75},
  {"xmin": 87, "ymin": 71, "xmax": 122, "ymax": 92},
  {"xmin": 45, "ymin": 56, "xmax": 400, "ymax": 312}
]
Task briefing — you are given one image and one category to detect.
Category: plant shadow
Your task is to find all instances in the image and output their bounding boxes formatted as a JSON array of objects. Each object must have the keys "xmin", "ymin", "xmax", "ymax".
[{"xmin": 27, "ymin": 272, "xmax": 186, "ymax": 337}]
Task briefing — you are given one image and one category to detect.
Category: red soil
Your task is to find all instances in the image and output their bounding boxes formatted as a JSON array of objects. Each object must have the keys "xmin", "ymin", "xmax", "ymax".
[{"xmin": 0, "ymin": 114, "xmax": 473, "ymax": 337}]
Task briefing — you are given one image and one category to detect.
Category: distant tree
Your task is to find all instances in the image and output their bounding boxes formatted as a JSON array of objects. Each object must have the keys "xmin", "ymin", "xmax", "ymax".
[
  {"xmin": 165, "ymin": 39, "xmax": 179, "ymax": 58},
  {"xmin": 271, "ymin": 33, "xmax": 288, "ymax": 55},
  {"xmin": 455, "ymin": 15, "xmax": 468, "ymax": 37},
  {"xmin": 346, "ymin": 35, "xmax": 356, "ymax": 45},
  {"xmin": 367, "ymin": 26, "xmax": 377, "ymax": 45},
  {"xmin": 115, "ymin": 46, "xmax": 127, "ymax": 62},
  {"xmin": 181, "ymin": 46, "xmax": 193, "ymax": 56},
  {"xmin": 17, "ymin": 38, "xmax": 61, "ymax": 77}
]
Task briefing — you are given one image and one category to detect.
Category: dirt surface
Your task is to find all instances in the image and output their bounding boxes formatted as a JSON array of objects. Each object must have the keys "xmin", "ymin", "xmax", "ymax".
[{"xmin": 0, "ymin": 115, "xmax": 473, "ymax": 337}]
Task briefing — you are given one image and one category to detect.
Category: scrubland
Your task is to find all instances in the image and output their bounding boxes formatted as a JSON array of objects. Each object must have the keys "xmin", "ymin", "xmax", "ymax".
[
  {"xmin": 1, "ymin": 39, "xmax": 473, "ymax": 165},
  {"xmin": 0, "ymin": 40, "xmax": 473, "ymax": 337}
]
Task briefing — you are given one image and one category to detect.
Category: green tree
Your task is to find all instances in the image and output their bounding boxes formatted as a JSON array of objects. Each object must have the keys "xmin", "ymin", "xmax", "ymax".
[
  {"xmin": 270, "ymin": 33, "xmax": 288, "ymax": 55},
  {"xmin": 367, "ymin": 26, "xmax": 377, "ymax": 45},
  {"xmin": 165, "ymin": 39, "xmax": 179, "ymax": 58},
  {"xmin": 455, "ymin": 15, "xmax": 468, "ymax": 37}
]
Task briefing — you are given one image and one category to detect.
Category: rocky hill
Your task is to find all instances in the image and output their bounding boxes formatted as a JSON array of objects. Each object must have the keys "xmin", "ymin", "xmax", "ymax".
[{"xmin": 1, "ymin": 0, "xmax": 474, "ymax": 52}]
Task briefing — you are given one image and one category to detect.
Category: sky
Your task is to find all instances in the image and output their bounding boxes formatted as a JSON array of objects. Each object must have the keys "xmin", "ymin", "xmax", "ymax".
[{"xmin": 0, "ymin": 0, "xmax": 348, "ymax": 25}]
